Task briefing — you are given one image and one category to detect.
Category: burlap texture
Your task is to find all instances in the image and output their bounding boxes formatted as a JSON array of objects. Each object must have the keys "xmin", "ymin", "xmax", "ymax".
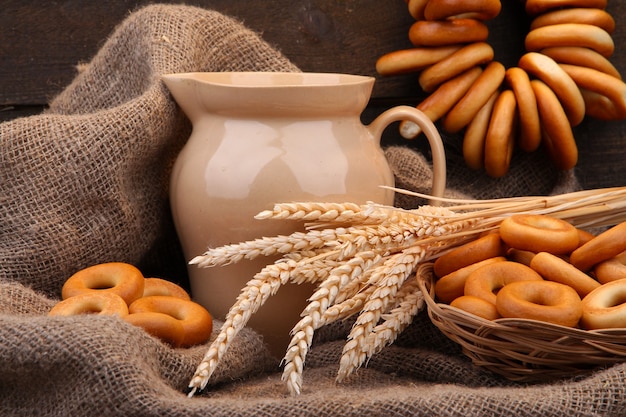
[{"xmin": 1, "ymin": 4, "xmax": 623, "ymax": 416}]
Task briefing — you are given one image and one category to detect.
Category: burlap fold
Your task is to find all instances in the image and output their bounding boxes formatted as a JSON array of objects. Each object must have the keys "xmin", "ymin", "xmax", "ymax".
[{"xmin": 1, "ymin": 4, "xmax": 622, "ymax": 417}]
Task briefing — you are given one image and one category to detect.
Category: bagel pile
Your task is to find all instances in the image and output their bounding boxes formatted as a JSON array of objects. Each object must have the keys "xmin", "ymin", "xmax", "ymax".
[
  {"xmin": 48, "ymin": 262, "xmax": 213, "ymax": 348},
  {"xmin": 377, "ymin": 0, "xmax": 626, "ymax": 177},
  {"xmin": 432, "ymin": 214, "xmax": 626, "ymax": 330}
]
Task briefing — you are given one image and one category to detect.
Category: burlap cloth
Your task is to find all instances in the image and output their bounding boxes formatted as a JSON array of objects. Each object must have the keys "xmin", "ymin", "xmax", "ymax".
[{"xmin": 1, "ymin": 4, "xmax": 623, "ymax": 416}]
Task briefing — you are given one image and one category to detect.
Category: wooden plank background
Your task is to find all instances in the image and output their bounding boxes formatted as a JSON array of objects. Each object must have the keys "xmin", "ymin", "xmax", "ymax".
[{"xmin": 1, "ymin": 0, "xmax": 625, "ymax": 190}]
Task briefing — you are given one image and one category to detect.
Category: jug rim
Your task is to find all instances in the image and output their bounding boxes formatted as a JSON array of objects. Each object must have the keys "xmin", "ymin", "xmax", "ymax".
[{"xmin": 161, "ymin": 71, "xmax": 374, "ymax": 88}]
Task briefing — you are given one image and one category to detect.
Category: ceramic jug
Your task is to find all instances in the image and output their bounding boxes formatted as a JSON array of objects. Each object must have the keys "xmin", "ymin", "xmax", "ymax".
[{"xmin": 163, "ymin": 72, "xmax": 445, "ymax": 357}]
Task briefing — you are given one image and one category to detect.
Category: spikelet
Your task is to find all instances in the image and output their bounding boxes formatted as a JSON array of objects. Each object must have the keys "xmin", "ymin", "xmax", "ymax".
[{"xmin": 188, "ymin": 187, "xmax": 626, "ymax": 397}]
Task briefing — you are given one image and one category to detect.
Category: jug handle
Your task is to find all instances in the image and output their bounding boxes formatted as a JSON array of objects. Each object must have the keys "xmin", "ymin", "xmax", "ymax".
[{"xmin": 367, "ymin": 105, "xmax": 446, "ymax": 204}]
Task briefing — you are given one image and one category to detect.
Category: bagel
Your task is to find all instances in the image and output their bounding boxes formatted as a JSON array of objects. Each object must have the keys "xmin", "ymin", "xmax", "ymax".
[
  {"xmin": 418, "ymin": 42, "xmax": 494, "ymax": 93},
  {"xmin": 423, "ymin": 0, "xmax": 502, "ymax": 21},
  {"xmin": 540, "ymin": 46, "xmax": 621, "ymax": 80},
  {"xmin": 443, "ymin": 61, "xmax": 505, "ymax": 133},
  {"xmin": 525, "ymin": 23, "xmax": 614, "ymax": 58},
  {"xmin": 61, "ymin": 262, "xmax": 145, "ymax": 306},
  {"xmin": 376, "ymin": 45, "xmax": 461, "ymax": 76},
  {"xmin": 407, "ymin": 0, "xmax": 428, "ymax": 20},
  {"xmin": 463, "ymin": 91, "xmax": 498, "ymax": 170},
  {"xmin": 409, "ymin": 19, "xmax": 489, "ymax": 47},
  {"xmin": 400, "ymin": 66, "xmax": 482, "ymax": 138},
  {"xmin": 525, "ymin": 0, "xmax": 608, "ymax": 17},
  {"xmin": 504, "ymin": 67, "xmax": 541, "ymax": 152},
  {"xmin": 530, "ymin": 8, "xmax": 615, "ymax": 34},
  {"xmin": 518, "ymin": 52, "xmax": 585, "ymax": 126},
  {"xmin": 560, "ymin": 64, "xmax": 626, "ymax": 121},
  {"xmin": 530, "ymin": 79, "xmax": 578, "ymax": 170},
  {"xmin": 483, "ymin": 89, "xmax": 517, "ymax": 178}
]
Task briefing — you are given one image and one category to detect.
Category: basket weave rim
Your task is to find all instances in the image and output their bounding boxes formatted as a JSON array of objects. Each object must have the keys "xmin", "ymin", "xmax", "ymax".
[{"xmin": 416, "ymin": 263, "xmax": 626, "ymax": 381}]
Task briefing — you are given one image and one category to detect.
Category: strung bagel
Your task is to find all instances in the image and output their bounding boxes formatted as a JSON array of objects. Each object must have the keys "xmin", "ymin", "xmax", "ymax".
[
  {"xmin": 49, "ymin": 292, "xmax": 129, "ymax": 317},
  {"xmin": 443, "ymin": 61, "xmax": 505, "ymax": 133},
  {"xmin": 409, "ymin": 19, "xmax": 489, "ymax": 47},
  {"xmin": 504, "ymin": 67, "xmax": 541, "ymax": 152},
  {"xmin": 540, "ymin": 47, "xmax": 621, "ymax": 80},
  {"xmin": 129, "ymin": 296, "xmax": 213, "ymax": 347},
  {"xmin": 483, "ymin": 90, "xmax": 517, "ymax": 178},
  {"xmin": 418, "ymin": 42, "xmax": 494, "ymax": 92},
  {"xmin": 407, "ymin": 0, "xmax": 429, "ymax": 20},
  {"xmin": 594, "ymin": 251, "xmax": 626, "ymax": 284},
  {"xmin": 560, "ymin": 64, "xmax": 626, "ymax": 121},
  {"xmin": 524, "ymin": 0, "xmax": 607, "ymax": 17},
  {"xmin": 376, "ymin": 45, "xmax": 461, "ymax": 76},
  {"xmin": 496, "ymin": 280, "xmax": 582, "ymax": 328},
  {"xmin": 400, "ymin": 66, "xmax": 482, "ymax": 138},
  {"xmin": 423, "ymin": 0, "xmax": 502, "ymax": 21},
  {"xmin": 530, "ymin": 8, "xmax": 615, "ymax": 34},
  {"xmin": 518, "ymin": 52, "xmax": 585, "ymax": 126},
  {"xmin": 525, "ymin": 23, "xmax": 614, "ymax": 58},
  {"xmin": 124, "ymin": 312, "xmax": 186, "ymax": 347},
  {"xmin": 463, "ymin": 91, "xmax": 498, "ymax": 170},
  {"xmin": 378, "ymin": 0, "xmax": 624, "ymax": 177},
  {"xmin": 450, "ymin": 295, "xmax": 501, "ymax": 320},
  {"xmin": 530, "ymin": 79, "xmax": 578, "ymax": 170},
  {"xmin": 61, "ymin": 262, "xmax": 145, "ymax": 305}
]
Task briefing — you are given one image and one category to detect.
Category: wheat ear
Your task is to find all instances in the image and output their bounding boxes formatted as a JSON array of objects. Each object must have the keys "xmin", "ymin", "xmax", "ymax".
[{"xmin": 281, "ymin": 250, "xmax": 382, "ymax": 395}]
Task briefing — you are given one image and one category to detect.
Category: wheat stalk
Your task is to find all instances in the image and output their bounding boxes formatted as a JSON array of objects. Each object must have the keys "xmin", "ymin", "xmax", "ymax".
[{"xmin": 188, "ymin": 187, "xmax": 626, "ymax": 397}]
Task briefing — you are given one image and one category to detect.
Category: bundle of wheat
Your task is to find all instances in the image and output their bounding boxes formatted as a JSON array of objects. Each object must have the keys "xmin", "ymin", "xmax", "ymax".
[{"xmin": 187, "ymin": 186, "xmax": 626, "ymax": 396}]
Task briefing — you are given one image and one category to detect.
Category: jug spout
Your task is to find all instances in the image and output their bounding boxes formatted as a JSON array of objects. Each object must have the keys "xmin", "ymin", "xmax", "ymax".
[{"xmin": 162, "ymin": 73, "xmax": 207, "ymax": 123}]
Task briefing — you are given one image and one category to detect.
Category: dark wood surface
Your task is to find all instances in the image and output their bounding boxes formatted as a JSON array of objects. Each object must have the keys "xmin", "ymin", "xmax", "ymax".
[{"xmin": 2, "ymin": 0, "xmax": 626, "ymax": 190}]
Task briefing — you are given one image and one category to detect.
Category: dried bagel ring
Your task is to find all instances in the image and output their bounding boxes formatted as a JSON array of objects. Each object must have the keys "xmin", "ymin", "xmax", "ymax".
[
  {"xmin": 463, "ymin": 91, "xmax": 498, "ymax": 170},
  {"xmin": 483, "ymin": 89, "xmax": 517, "ymax": 178},
  {"xmin": 504, "ymin": 67, "xmax": 541, "ymax": 152},
  {"xmin": 525, "ymin": 0, "xmax": 607, "ymax": 16},
  {"xmin": 400, "ymin": 66, "xmax": 483, "ymax": 138},
  {"xmin": 530, "ymin": 79, "xmax": 578, "ymax": 170},
  {"xmin": 540, "ymin": 46, "xmax": 621, "ymax": 80},
  {"xmin": 525, "ymin": 23, "xmax": 614, "ymax": 58},
  {"xmin": 518, "ymin": 52, "xmax": 585, "ymax": 126},
  {"xmin": 409, "ymin": 19, "xmax": 489, "ymax": 47},
  {"xmin": 418, "ymin": 42, "xmax": 494, "ymax": 92},
  {"xmin": 407, "ymin": 0, "xmax": 429, "ymax": 20},
  {"xmin": 560, "ymin": 64, "xmax": 626, "ymax": 121},
  {"xmin": 376, "ymin": 45, "xmax": 461, "ymax": 76},
  {"xmin": 443, "ymin": 61, "xmax": 505, "ymax": 133},
  {"xmin": 423, "ymin": 0, "xmax": 502, "ymax": 21},
  {"xmin": 530, "ymin": 8, "xmax": 615, "ymax": 34}
]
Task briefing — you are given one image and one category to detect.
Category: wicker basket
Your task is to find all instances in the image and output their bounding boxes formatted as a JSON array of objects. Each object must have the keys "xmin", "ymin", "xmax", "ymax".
[{"xmin": 416, "ymin": 263, "xmax": 626, "ymax": 382}]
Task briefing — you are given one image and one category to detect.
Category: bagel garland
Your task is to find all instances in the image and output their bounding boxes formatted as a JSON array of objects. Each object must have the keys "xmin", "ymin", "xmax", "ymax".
[
  {"xmin": 49, "ymin": 262, "xmax": 212, "ymax": 347},
  {"xmin": 432, "ymin": 215, "xmax": 626, "ymax": 330},
  {"xmin": 380, "ymin": 1, "xmax": 626, "ymax": 177}
]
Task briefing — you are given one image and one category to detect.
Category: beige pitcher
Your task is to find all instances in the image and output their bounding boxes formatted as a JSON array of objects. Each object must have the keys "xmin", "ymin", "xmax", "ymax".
[{"xmin": 163, "ymin": 72, "xmax": 445, "ymax": 357}]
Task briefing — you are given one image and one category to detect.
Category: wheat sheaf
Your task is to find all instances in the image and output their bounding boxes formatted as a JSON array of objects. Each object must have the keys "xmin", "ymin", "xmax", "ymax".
[{"xmin": 187, "ymin": 186, "xmax": 626, "ymax": 397}]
